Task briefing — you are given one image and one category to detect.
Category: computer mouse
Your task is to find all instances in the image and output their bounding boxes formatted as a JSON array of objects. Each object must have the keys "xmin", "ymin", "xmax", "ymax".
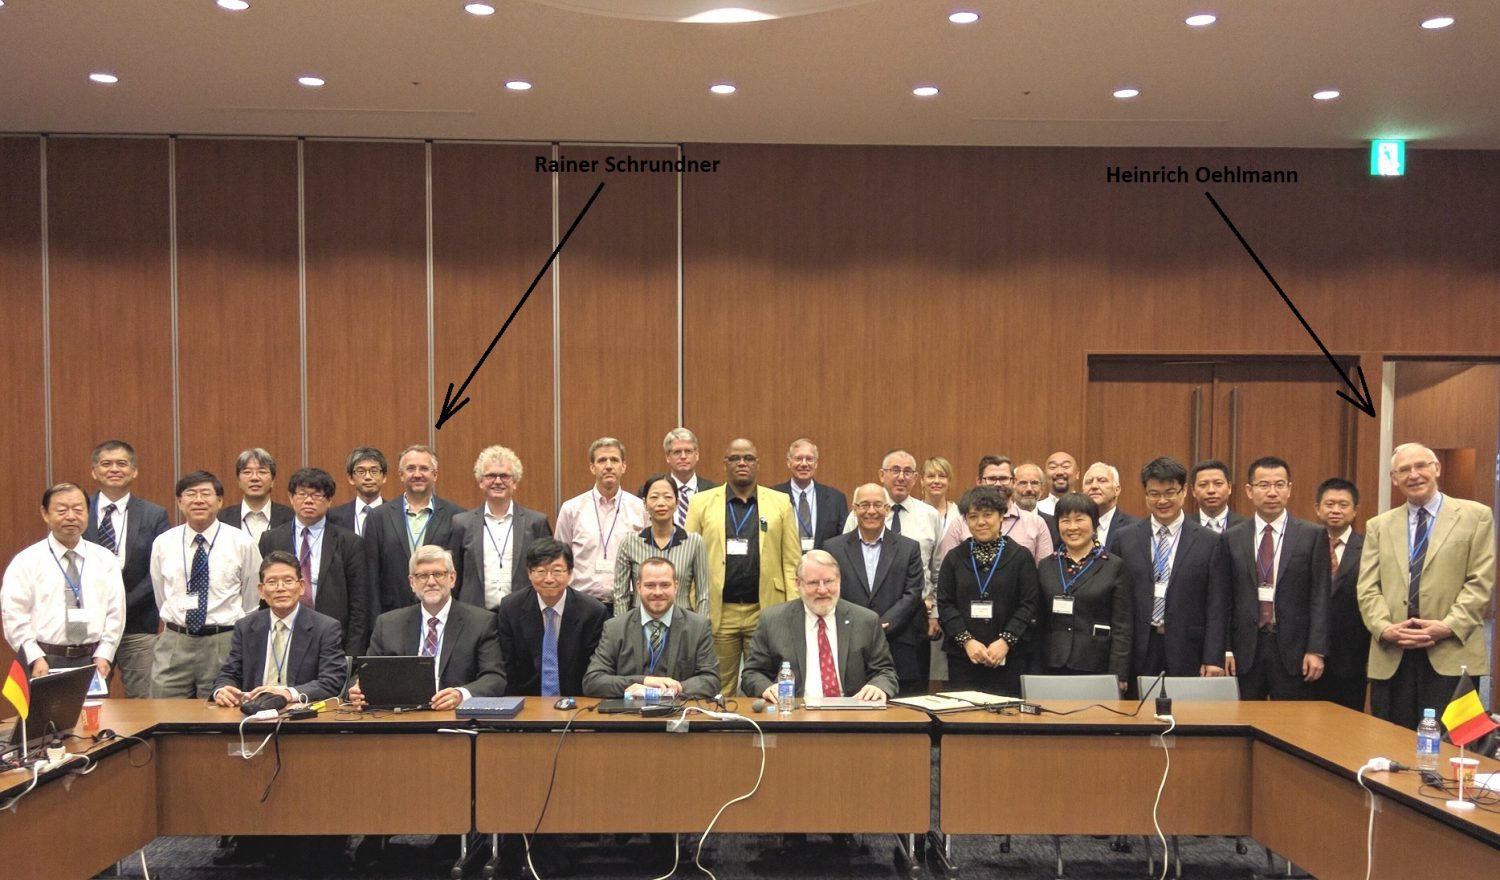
[
  {"xmin": 553, "ymin": 697, "xmax": 577, "ymax": 710},
  {"xmin": 94, "ymin": 728, "xmax": 116, "ymax": 742}
]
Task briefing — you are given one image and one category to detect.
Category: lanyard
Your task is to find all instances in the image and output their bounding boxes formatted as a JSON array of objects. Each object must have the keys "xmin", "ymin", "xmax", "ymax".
[
  {"xmin": 268, "ymin": 617, "xmax": 293, "ymax": 683},
  {"xmin": 181, "ymin": 524, "xmax": 221, "ymax": 586},
  {"xmin": 644, "ymin": 620, "xmax": 670, "ymax": 673},
  {"xmin": 403, "ymin": 497, "xmax": 431, "ymax": 552},
  {"xmin": 728, "ymin": 499, "xmax": 758, "ymax": 537},
  {"xmin": 795, "ymin": 490, "xmax": 815, "ymax": 536},
  {"xmin": 1055, "ymin": 549, "xmax": 1099, "ymax": 595},
  {"xmin": 1151, "ymin": 523, "xmax": 1183, "ymax": 577},
  {"xmin": 968, "ymin": 539, "xmax": 1005, "ymax": 599},
  {"xmin": 48, "ymin": 545, "xmax": 85, "ymax": 605},
  {"xmin": 1409, "ymin": 500, "xmax": 1440, "ymax": 566},
  {"xmin": 592, "ymin": 491, "xmax": 623, "ymax": 560},
  {"xmin": 484, "ymin": 515, "xmax": 514, "ymax": 571}
]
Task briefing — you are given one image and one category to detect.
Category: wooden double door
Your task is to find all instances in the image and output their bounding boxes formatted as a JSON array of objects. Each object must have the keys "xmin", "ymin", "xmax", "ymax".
[{"xmin": 1085, "ymin": 356, "xmax": 1358, "ymax": 521}]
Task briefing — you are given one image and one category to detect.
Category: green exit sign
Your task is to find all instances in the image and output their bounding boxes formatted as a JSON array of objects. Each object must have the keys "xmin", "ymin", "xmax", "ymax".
[{"xmin": 1371, "ymin": 140, "xmax": 1406, "ymax": 176}]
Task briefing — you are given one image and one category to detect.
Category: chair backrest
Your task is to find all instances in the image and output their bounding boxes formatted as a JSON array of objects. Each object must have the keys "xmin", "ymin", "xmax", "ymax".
[
  {"xmin": 1137, "ymin": 675, "xmax": 1239, "ymax": 701},
  {"xmin": 1021, "ymin": 674, "xmax": 1121, "ymax": 702}
]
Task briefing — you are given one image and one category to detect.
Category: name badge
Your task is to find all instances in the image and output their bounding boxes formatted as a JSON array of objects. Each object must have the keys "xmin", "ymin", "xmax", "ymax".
[
  {"xmin": 1153, "ymin": 582, "xmax": 1168, "ymax": 600},
  {"xmin": 970, "ymin": 601, "xmax": 993, "ymax": 619},
  {"xmin": 800, "ymin": 537, "xmax": 815, "ymax": 552},
  {"xmin": 727, "ymin": 538, "xmax": 750, "ymax": 556},
  {"xmin": 175, "ymin": 595, "xmax": 199, "ymax": 613},
  {"xmin": 594, "ymin": 559, "xmax": 611, "ymax": 573},
  {"xmin": 66, "ymin": 607, "xmax": 92, "ymax": 624},
  {"xmin": 1258, "ymin": 585, "xmax": 1275, "ymax": 603},
  {"xmin": 1052, "ymin": 596, "xmax": 1075, "ymax": 615}
]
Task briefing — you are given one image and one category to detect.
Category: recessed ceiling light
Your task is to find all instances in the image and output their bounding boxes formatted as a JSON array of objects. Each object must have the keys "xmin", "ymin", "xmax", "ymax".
[
  {"xmin": 465, "ymin": 2, "xmax": 496, "ymax": 14},
  {"xmin": 298, "ymin": 75, "xmax": 325, "ymax": 87},
  {"xmin": 1113, "ymin": 87, "xmax": 1139, "ymax": 99},
  {"xmin": 89, "ymin": 72, "xmax": 119, "ymax": 84},
  {"xmin": 683, "ymin": 8, "xmax": 776, "ymax": 23},
  {"xmin": 913, "ymin": 85, "xmax": 939, "ymax": 97},
  {"xmin": 505, "ymin": 80, "xmax": 532, "ymax": 91},
  {"xmin": 216, "ymin": 0, "xmax": 250, "ymax": 10},
  {"xmin": 948, "ymin": 11, "xmax": 979, "ymax": 24},
  {"xmin": 710, "ymin": 83, "xmax": 737, "ymax": 95},
  {"xmin": 1312, "ymin": 89, "xmax": 1341, "ymax": 101},
  {"xmin": 1184, "ymin": 13, "xmax": 1217, "ymax": 27},
  {"xmin": 1420, "ymin": 16, "xmax": 1454, "ymax": 29}
]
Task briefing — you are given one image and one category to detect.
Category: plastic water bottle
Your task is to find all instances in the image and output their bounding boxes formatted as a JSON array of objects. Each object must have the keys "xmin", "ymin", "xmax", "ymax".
[
  {"xmin": 1416, "ymin": 708, "xmax": 1441, "ymax": 772},
  {"xmin": 776, "ymin": 661, "xmax": 795, "ymax": 717}
]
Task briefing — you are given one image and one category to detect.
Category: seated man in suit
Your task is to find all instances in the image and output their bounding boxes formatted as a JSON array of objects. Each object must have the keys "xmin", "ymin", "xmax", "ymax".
[
  {"xmin": 452, "ymin": 444, "xmax": 553, "ymax": 610},
  {"xmin": 496, "ymin": 538, "xmax": 608, "ymax": 695},
  {"xmin": 258, "ymin": 467, "xmax": 369, "ymax": 656},
  {"xmin": 771, "ymin": 438, "xmax": 850, "ymax": 552},
  {"xmin": 823, "ymin": 484, "xmax": 924, "ymax": 692},
  {"xmin": 741, "ymin": 549, "xmax": 898, "ymax": 705},
  {"xmin": 583, "ymin": 557, "xmax": 719, "ymax": 699},
  {"xmin": 348, "ymin": 544, "xmax": 505, "ymax": 711},
  {"xmin": 211, "ymin": 550, "xmax": 347, "ymax": 707}
]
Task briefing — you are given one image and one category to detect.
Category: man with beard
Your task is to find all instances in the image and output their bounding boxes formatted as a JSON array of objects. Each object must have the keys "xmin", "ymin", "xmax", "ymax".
[{"xmin": 1013, "ymin": 462, "xmax": 1060, "ymax": 548}]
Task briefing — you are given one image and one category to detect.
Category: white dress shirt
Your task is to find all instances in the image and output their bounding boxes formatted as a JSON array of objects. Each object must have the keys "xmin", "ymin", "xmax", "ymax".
[
  {"xmin": 422, "ymin": 599, "xmax": 472, "ymax": 701},
  {"xmin": 1095, "ymin": 507, "xmax": 1120, "ymax": 549},
  {"xmin": 95, "ymin": 492, "xmax": 131, "ymax": 566},
  {"xmin": 2, "ymin": 535, "xmax": 126, "ymax": 665},
  {"xmin": 1252, "ymin": 511, "xmax": 1288, "ymax": 592},
  {"xmin": 482, "ymin": 505, "xmax": 517, "ymax": 609},
  {"xmin": 554, "ymin": 488, "xmax": 649, "ymax": 602},
  {"xmin": 239, "ymin": 501, "xmax": 274, "ymax": 543},
  {"xmin": 354, "ymin": 497, "xmax": 384, "ymax": 537},
  {"xmin": 150, "ymin": 522, "xmax": 261, "ymax": 627},
  {"xmin": 802, "ymin": 606, "xmax": 841, "ymax": 704},
  {"xmin": 1036, "ymin": 495, "xmax": 1061, "ymax": 516}
]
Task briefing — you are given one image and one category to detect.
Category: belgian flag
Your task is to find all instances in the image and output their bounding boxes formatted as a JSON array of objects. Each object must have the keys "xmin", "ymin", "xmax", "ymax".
[{"xmin": 1440, "ymin": 671, "xmax": 1499, "ymax": 748}]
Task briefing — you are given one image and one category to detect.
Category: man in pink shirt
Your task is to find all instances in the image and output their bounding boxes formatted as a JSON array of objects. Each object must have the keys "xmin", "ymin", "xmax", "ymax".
[
  {"xmin": 554, "ymin": 438, "xmax": 648, "ymax": 617},
  {"xmin": 938, "ymin": 456, "xmax": 1054, "ymax": 563}
]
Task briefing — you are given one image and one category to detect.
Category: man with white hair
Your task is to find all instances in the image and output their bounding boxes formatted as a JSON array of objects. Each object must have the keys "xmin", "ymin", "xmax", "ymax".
[
  {"xmin": 663, "ymin": 427, "xmax": 717, "ymax": 527},
  {"xmin": 1357, "ymin": 443, "xmax": 1495, "ymax": 729},
  {"xmin": 450, "ymin": 445, "xmax": 552, "ymax": 610},
  {"xmin": 1082, "ymin": 461, "xmax": 1137, "ymax": 557}
]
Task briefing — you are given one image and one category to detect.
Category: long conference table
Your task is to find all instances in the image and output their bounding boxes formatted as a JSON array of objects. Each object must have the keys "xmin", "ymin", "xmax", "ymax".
[{"xmin": 2, "ymin": 698, "xmax": 1497, "ymax": 879}]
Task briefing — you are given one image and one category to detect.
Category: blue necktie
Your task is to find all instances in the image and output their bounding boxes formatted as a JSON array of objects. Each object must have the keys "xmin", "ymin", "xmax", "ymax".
[
  {"xmin": 187, "ymin": 534, "xmax": 209, "ymax": 633},
  {"xmin": 541, "ymin": 607, "xmax": 561, "ymax": 696},
  {"xmin": 1407, "ymin": 508, "xmax": 1431, "ymax": 617},
  {"xmin": 98, "ymin": 504, "xmax": 119, "ymax": 554},
  {"xmin": 1150, "ymin": 526, "xmax": 1170, "ymax": 626}
]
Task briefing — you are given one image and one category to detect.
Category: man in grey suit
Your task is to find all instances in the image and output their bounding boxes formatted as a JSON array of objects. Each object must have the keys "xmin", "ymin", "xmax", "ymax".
[
  {"xmin": 363, "ymin": 445, "xmax": 466, "ymax": 619},
  {"xmin": 741, "ymin": 549, "xmax": 898, "ymax": 705},
  {"xmin": 451, "ymin": 445, "xmax": 552, "ymax": 610},
  {"xmin": 583, "ymin": 557, "xmax": 719, "ymax": 699},
  {"xmin": 83, "ymin": 439, "xmax": 170, "ymax": 698},
  {"xmin": 349, "ymin": 545, "xmax": 506, "ymax": 710},
  {"xmin": 823, "ymin": 483, "xmax": 924, "ymax": 693}
]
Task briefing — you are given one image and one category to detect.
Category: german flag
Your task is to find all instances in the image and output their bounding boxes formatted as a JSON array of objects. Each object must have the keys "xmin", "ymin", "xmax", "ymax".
[
  {"xmin": 1440, "ymin": 671, "xmax": 1498, "ymax": 748},
  {"xmin": 2, "ymin": 659, "xmax": 28, "ymax": 720}
]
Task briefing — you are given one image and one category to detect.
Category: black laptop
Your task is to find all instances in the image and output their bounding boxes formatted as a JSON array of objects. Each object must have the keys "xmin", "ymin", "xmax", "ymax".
[
  {"xmin": 3, "ymin": 665, "xmax": 94, "ymax": 756},
  {"xmin": 351, "ymin": 655, "xmax": 436, "ymax": 710}
]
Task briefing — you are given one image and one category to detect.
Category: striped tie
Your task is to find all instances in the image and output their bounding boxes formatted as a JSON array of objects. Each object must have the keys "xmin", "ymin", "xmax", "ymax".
[
  {"xmin": 676, "ymin": 485, "xmax": 693, "ymax": 528},
  {"xmin": 1150, "ymin": 526, "xmax": 1170, "ymax": 626}
]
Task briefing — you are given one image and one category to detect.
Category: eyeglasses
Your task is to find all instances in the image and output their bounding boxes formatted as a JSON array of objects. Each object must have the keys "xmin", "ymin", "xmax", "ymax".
[
  {"xmin": 262, "ymin": 577, "xmax": 301, "ymax": 589},
  {"xmin": 853, "ymin": 501, "xmax": 888, "ymax": 512},
  {"xmin": 1393, "ymin": 461, "xmax": 1437, "ymax": 476},
  {"xmin": 978, "ymin": 476, "xmax": 1009, "ymax": 485},
  {"xmin": 882, "ymin": 467, "xmax": 916, "ymax": 478},
  {"xmin": 528, "ymin": 566, "xmax": 570, "ymax": 579},
  {"xmin": 411, "ymin": 571, "xmax": 451, "ymax": 583},
  {"xmin": 1144, "ymin": 488, "xmax": 1182, "ymax": 501},
  {"xmin": 800, "ymin": 578, "xmax": 838, "ymax": 589},
  {"xmin": 725, "ymin": 454, "xmax": 758, "ymax": 464},
  {"xmin": 1251, "ymin": 481, "xmax": 1290, "ymax": 492},
  {"xmin": 179, "ymin": 489, "xmax": 218, "ymax": 500},
  {"xmin": 290, "ymin": 490, "xmax": 328, "ymax": 502},
  {"xmin": 789, "ymin": 455, "xmax": 817, "ymax": 465},
  {"xmin": 352, "ymin": 466, "xmax": 385, "ymax": 477},
  {"xmin": 480, "ymin": 473, "xmax": 515, "ymax": 484}
]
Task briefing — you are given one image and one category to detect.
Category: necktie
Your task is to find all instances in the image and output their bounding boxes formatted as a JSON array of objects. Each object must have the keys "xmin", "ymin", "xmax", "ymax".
[
  {"xmin": 1150, "ymin": 527, "xmax": 1170, "ymax": 626},
  {"xmin": 816, "ymin": 617, "xmax": 840, "ymax": 698},
  {"xmin": 1257, "ymin": 524, "xmax": 1276, "ymax": 627},
  {"xmin": 798, "ymin": 491, "xmax": 813, "ymax": 539},
  {"xmin": 1329, "ymin": 537, "xmax": 1341, "ymax": 578},
  {"xmin": 63, "ymin": 550, "xmax": 88, "ymax": 643},
  {"xmin": 890, "ymin": 503, "xmax": 904, "ymax": 534},
  {"xmin": 1408, "ymin": 508, "xmax": 1430, "ymax": 617},
  {"xmin": 268, "ymin": 620, "xmax": 288, "ymax": 686},
  {"xmin": 541, "ymin": 607, "xmax": 560, "ymax": 696},
  {"xmin": 187, "ymin": 534, "xmax": 209, "ymax": 633},
  {"xmin": 298, "ymin": 528, "xmax": 314, "ymax": 606},
  {"xmin": 1212, "ymin": 517, "xmax": 1224, "ymax": 534},
  {"xmin": 98, "ymin": 504, "xmax": 119, "ymax": 554},
  {"xmin": 356, "ymin": 505, "xmax": 368, "ymax": 537},
  {"xmin": 647, "ymin": 620, "xmax": 664, "ymax": 675},
  {"xmin": 675, "ymin": 485, "xmax": 693, "ymax": 528},
  {"xmin": 422, "ymin": 616, "xmax": 440, "ymax": 657}
]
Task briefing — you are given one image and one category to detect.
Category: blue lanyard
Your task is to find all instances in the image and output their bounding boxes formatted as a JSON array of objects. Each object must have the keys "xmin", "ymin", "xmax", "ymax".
[
  {"xmin": 1409, "ymin": 500, "xmax": 1440, "ymax": 565},
  {"xmin": 48, "ymin": 546, "xmax": 85, "ymax": 605},
  {"xmin": 968, "ymin": 539, "xmax": 1005, "ymax": 599},
  {"xmin": 403, "ymin": 498, "xmax": 431, "ymax": 552},
  {"xmin": 796, "ymin": 491, "xmax": 815, "ymax": 536},
  {"xmin": 1255, "ymin": 522, "xmax": 1285, "ymax": 585},
  {"xmin": 728, "ymin": 499, "xmax": 757, "ymax": 537},
  {"xmin": 644, "ymin": 620, "xmax": 670, "ymax": 672},
  {"xmin": 484, "ymin": 515, "xmax": 514, "ymax": 570},
  {"xmin": 592, "ymin": 492, "xmax": 623, "ymax": 560},
  {"xmin": 1055, "ymin": 550, "xmax": 1099, "ymax": 596},
  {"xmin": 181, "ymin": 525, "xmax": 221, "ymax": 585},
  {"xmin": 268, "ymin": 617, "xmax": 293, "ymax": 683}
]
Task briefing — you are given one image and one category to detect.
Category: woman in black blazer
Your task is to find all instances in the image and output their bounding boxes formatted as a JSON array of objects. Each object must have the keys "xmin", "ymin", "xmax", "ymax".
[
  {"xmin": 1035, "ymin": 493, "xmax": 1133, "ymax": 691},
  {"xmin": 937, "ymin": 486, "xmax": 1039, "ymax": 696}
]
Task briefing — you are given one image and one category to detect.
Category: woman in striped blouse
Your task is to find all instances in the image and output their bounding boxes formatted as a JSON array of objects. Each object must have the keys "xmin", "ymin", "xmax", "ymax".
[{"xmin": 612, "ymin": 473, "xmax": 711, "ymax": 617}]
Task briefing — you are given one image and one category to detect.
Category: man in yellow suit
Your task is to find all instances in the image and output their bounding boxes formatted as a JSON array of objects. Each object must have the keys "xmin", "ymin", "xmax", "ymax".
[{"xmin": 686, "ymin": 438, "xmax": 802, "ymax": 696}]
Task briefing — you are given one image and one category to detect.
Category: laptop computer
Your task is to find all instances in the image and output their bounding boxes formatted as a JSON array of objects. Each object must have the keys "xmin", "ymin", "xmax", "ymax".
[
  {"xmin": 3, "ymin": 665, "xmax": 95, "ymax": 756},
  {"xmin": 596, "ymin": 696, "xmax": 685, "ymax": 715},
  {"xmin": 350, "ymin": 655, "xmax": 436, "ymax": 710}
]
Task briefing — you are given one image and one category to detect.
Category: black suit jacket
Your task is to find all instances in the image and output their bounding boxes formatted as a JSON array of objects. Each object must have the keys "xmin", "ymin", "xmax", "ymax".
[
  {"xmin": 211, "ymin": 607, "xmax": 348, "ymax": 702},
  {"xmin": 936, "ymin": 540, "xmax": 1041, "ymax": 655},
  {"xmin": 1039, "ymin": 511, "xmax": 1061, "ymax": 552},
  {"xmin": 258, "ymin": 520, "xmax": 370, "ymax": 655},
  {"xmin": 495, "ymin": 588, "xmax": 607, "ymax": 696},
  {"xmin": 1036, "ymin": 552, "xmax": 1133, "ymax": 680},
  {"xmin": 1220, "ymin": 516, "xmax": 1330, "ymax": 676},
  {"xmin": 1099, "ymin": 509, "xmax": 1139, "ymax": 559},
  {"xmin": 771, "ymin": 481, "xmax": 851, "ymax": 551},
  {"xmin": 218, "ymin": 501, "xmax": 294, "ymax": 530},
  {"xmin": 1117, "ymin": 517, "xmax": 1227, "ymax": 676},
  {"xmin": 822, "ymin": 530, "xmax": 924, "ymax": 644},
  {"xmin": 363, "ymin": 495, "xmax": 465, "ymax": 617},
  {"xmin": 451, "ymin": 504, "xmax": 553, "ymax": 608},
  {"xmin": 1319, "ymin": 530, "xmax": 1367, "ymax": 708},
  {"xmin": 366, "ymin": 600, "xmax": 506, "ymax": 696},
  {"xmin": 84, "ymin": 494, "xmax": 170, "ymax": 633},
  {"xmin": 328, "ymin": 498, "xmax": 387, "ymax": 536}
]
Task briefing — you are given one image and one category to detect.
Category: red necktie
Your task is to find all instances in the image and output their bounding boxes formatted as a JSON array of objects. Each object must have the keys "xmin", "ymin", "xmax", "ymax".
[
  {"xmin": 816, "ymin": 617, "xmax": 840, "ymax": 697},
  {"xmin": 1257, "ymin": 524, "xmax": 1275, "ymax": 627}
]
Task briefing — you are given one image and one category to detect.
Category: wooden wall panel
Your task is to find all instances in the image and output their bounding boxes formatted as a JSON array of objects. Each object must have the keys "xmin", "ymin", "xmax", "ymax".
[
  {"xmin": 0, "ymin": 138, "xmax": 46, "ymax": 563},
  {"xmin": 431, "ymin": 143, "xmax": 557, "ymax": 515},
  {"xmin": 556, "ymin": 147, "xmax": 677, "ymax": 499},
  {"xmin": 175, "ymin": 139, "xmax": 301, "ymax": 497},
  {"xmin": 303, "ymin": 141, "xmax": 428, "ymax": 492},
  {"xmin": 1393, "ymin": 362, "xmax": 1500, "ymax": 505},
  {"xmin": 46, "ymin": 137, "xmax": 175, "ymax": 507}
]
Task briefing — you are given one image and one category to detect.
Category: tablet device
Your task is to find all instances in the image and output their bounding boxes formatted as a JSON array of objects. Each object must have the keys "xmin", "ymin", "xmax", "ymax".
[{"xmin": 351, "ymin": 655, "xmax": 436, "ymax": 710}]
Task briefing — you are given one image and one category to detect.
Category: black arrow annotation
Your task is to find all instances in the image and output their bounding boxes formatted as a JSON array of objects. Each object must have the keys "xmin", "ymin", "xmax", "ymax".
[
  {"xmin": 1203, "ymin": 191, "xmax": 1376, "ymax": 418},
  {"xmin": 435, "ymin": 181, "xmax": 606, "ymax": 430}
]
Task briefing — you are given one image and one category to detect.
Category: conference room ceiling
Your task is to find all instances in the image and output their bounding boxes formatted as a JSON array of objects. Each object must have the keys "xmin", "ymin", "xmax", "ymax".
[{"xmin": 3, "ymin": 0, "xmax": 1498, "ymax": 148}]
